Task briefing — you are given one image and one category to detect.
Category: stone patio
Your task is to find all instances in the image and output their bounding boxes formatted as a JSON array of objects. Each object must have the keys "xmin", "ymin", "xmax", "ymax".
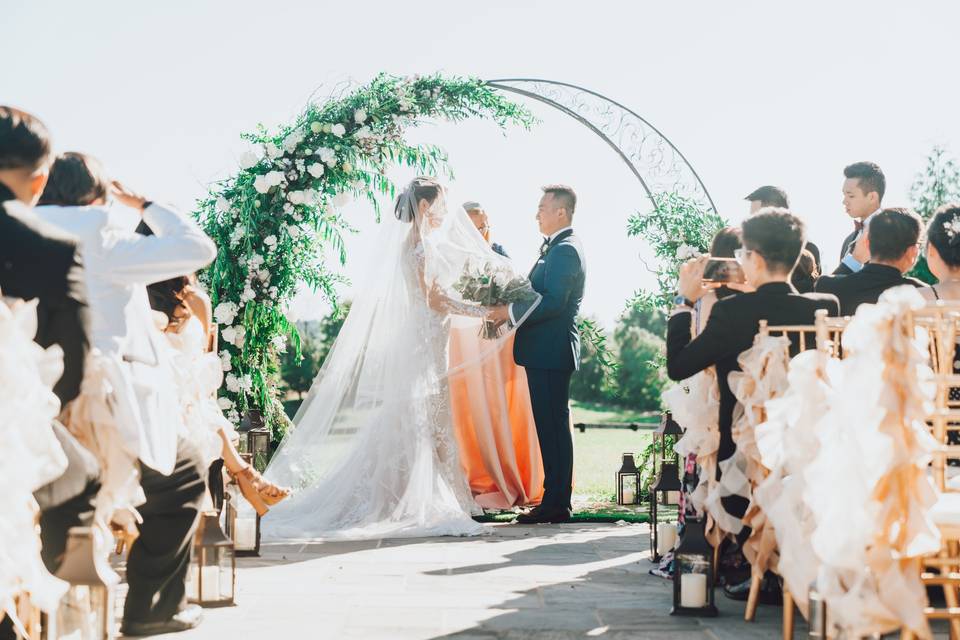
[{"xmin": 126, "ymin": 521, "xmax": 955, "ymax": 639}]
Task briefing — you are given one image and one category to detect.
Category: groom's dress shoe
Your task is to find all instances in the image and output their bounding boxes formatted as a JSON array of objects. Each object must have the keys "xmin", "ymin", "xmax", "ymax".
[{"xmin": 516, "ymin": 506, "xmax": 573, "ymax": 524}]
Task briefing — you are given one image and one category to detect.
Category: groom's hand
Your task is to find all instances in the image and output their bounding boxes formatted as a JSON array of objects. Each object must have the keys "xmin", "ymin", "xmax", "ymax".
[{"xmin": 487, "ymin": 305, "xmax": 510, "ymax": 327}]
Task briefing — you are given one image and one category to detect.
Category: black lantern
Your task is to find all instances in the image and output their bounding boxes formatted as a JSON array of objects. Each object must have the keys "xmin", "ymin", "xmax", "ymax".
[
  {"xmin": 54, "ymin": 526, "xmax": 120, "ymax": 639},
  {"xmin": 238, "ymin": 410, "xmax": 271, "ymax": 471},
  {"xmin": 671, "ymin": 518, "xmax": 718, "ymax": 617},
  {"xmin": 187, "ymin": 513, "xmax": 236, "ymax": 607},
  {"xmin": 223, "ymin": 482, "xmax": 261, "ymax": 557},
  {"xmin": 615, "ymin": 453, "xmax": 641, "ymax": 505},
  {"xmin": 649, "ymin": 413, "xmax": 684, "ymax": 561}
]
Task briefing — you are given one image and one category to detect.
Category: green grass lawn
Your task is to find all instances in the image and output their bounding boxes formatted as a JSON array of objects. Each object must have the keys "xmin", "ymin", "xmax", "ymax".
[
  {"xmin": 570, "ymin": 400, "xmax": 659, "ymax": 425},
  {"xmin": 572, "ymin": 426, "xmax": 652, "ymax": 504}
]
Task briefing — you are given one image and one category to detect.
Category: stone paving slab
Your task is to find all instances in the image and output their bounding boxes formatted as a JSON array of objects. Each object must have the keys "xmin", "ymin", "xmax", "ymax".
[{"xmin": 124, "ymin": 521, "xmax": 952, "ymax": 639}]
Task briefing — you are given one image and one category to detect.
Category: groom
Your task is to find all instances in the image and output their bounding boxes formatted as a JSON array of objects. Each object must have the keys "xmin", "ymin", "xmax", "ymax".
[{"xmin": 488, "ymin": 185, "xmax": 585, "ymax": 524}]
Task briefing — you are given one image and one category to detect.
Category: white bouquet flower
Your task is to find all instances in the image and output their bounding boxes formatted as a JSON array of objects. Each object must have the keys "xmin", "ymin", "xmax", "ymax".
[{"xmin": 214, "ymin": 301, "xmax": 239, "ymax": 325}]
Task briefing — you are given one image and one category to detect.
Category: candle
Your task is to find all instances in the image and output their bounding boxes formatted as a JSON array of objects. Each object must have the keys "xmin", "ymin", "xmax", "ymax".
[
  {"xmin": 200, "ymin": 566, "xmax": 220, "ymax": 601},
  {"xmin": 622, "ymin": 486, "xmax": 635, "ymax": 504},
  {"xmin": 656, "ymin": 523, "xmax": 678, "ymax": 555},
  {"xmin": 680, "ymin": 573, "xmax": 708, "ymax": 608},
  {"xmin": 235, "ymin": 517, "xmax": 257, "ymax": 550}
]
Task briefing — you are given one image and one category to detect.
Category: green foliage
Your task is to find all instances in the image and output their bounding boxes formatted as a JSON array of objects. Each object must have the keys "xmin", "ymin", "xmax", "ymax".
[
  {"xmin": 197, "ymin": 73, "xmax": 534, "ymax": 437},
  {"xmin": 908, "ymin": 145, "xmax": 960, "ymax": 284},
  {"xmin": 570, "ymin": 316, "xmax": 618, "ymax": 404},
  {"xmin": 626, "ymin": 191, "xmax": 728, "ymax": 315},
  {"xmin": 614, "ymin": 327, "xmax": 668, "ymax": 411}
]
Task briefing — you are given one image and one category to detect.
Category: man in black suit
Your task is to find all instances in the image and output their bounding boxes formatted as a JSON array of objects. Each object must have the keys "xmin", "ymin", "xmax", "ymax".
[
  {"xmin": 667, "ymin": 208, "xmax": 839, "ymax": 505},
  {"xmin": 745, "ymin": 185, "xmax": 821, "ymax": 275},
  {"xmin": 815, "ymin": 207, "xmax": 927, "ymax": 315},
  {"xmin": 488, "ymin": 185, "xmax": 585, "ymax": 524},
  {"xmin": 0, "ymin": 106, "xmax": 100, "ymax": 640},
  {"xmin": 834, "ymin": 161, "xmax": 886, "ymax": 275}
]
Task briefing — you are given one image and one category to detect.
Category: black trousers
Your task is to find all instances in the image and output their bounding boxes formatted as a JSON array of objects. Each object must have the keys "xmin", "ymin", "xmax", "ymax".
[
  {"xmin": 526, "ymin": 367, "xmax": 574, "ymax": 511},
  {"xmin": 123, "ymin": 439, "xmax": 207, "ymax": 625}
]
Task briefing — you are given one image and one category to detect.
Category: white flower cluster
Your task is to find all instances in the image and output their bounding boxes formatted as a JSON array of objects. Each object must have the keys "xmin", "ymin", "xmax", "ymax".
[
  {"xmin": 283, "ymin": 129, "xmax": 306, "ymax": 153},
  {"xmin": 238, "ymin": 150, "xmax": 259, "ymax": 170},
  {"xmin": 253, "ymin": 170, "xmax": 285, "ymax": 194},
  {"xmin": 676, "ymin": 244, "xmax": 701, "ymax": 260},
  {"xmin": 287, "ymin": 189, "xmax": 321, "ymax": 206},
  {"xmin": 214, "ymin": 301, "xmax": 239, "ymax": 326},
  {"xmin": 222, "ymin": 325, "xmax": 246, "ymax": 348},
  {"xmin": 225, "ymin": 373, "xmax": 253, "ymax": 394},
  {"xmin": 944, "ymin": 216, "xmax": 960, "ymax": 240},
  {"xmin": 316, "ymin": 147, "xmax": 337, "ymax": 167},
  {"xmin": 229, "ymin": 226, "xmax": 245, "ymax": 248}
]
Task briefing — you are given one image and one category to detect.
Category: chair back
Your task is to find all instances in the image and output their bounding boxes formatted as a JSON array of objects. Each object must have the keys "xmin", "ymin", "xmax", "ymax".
[{"xmin": 757, "ymin": 309, "xmax": 848, "ymax": 361}]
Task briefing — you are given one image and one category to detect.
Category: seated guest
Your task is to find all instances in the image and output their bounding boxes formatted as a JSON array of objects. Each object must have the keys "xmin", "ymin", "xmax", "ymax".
[
  {"xmin": 0, "ymin": 107, "xmax": 100, "ymax": 640},
  {"xmin": 920, "ymin": 203, "xmax": 960, "ymax": 303},
  {"xmin": 35, "ymin": 151, "xmax": 217, "ymax": 636},
  {"xmin": 815, "ymin": 207, "xmax": 927, "ymax": 316},
  {"xmin": 792, "ymin": 248, "xmax": 820, "ymax": 294},
  {"xmin": 695, "ymin": 226, "xmax": 742, "ymax": 332},
  {"xmin": 745, "ymin": 185, "xmax": 821, "ymax": 271},
  {"xmin": 463, "ymin": 200, "xmax": 508, "ymax": 257},
  {"xmin": 667, "ymin": 208, "xmax": 839, "ymax": 500},
  {"xmin": 835, "ymin": 161, "xmax": 886, "ymax": 275}
]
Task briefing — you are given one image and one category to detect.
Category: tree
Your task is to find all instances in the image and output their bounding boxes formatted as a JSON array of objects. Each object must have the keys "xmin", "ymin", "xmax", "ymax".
[
  {"xmin": 279, "ymin": 302, "xmax": 351, "ymax": 399},
  {"xmin": 570, "ymin": 316, "xmax": 617, "ymax": 404},
  {"xmin": 614, "ymin": 326, "xmax": 667, "ymax": 412},
  {"xmin": 908, "ymin": 145, "xmax": 960, "ymax": 283}
]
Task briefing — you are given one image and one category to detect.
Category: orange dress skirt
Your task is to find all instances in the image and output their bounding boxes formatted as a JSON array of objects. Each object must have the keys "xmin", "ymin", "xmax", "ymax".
[{"xmin": 448, "ymin": 323, "xmax": 544, "ymax": 509}]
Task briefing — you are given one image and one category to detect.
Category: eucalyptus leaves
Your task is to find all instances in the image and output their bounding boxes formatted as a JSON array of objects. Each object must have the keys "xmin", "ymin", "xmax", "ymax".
[{"xmin": 196, "ymin": 74, "xmax": 534, "ymax": 439}]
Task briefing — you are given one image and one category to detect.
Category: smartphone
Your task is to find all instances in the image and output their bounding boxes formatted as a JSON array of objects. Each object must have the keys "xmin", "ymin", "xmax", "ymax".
[{"xmin": 701, "ymin": 257, "xmax": 746, "ymax": 287}]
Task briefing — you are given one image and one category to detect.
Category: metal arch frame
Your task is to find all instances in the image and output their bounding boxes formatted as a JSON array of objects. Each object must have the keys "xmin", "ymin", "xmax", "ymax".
[{"xmin": 486, "ymin": 78, "xmax": 717, "ymax": 214}]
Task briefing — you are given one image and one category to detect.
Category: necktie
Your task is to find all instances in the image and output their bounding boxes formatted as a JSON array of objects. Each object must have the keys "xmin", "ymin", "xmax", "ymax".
[{"xmin": 854, "ymin": 220, "xmax": 864, "ymax": 233}]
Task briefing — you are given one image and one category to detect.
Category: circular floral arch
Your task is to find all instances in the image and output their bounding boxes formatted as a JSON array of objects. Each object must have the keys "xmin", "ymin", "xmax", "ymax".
[{"xmin": 197, "ymin": 73, "xmax": 716, "ymax": 439}]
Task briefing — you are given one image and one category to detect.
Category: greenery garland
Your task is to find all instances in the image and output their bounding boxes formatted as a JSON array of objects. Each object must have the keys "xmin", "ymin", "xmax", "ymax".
[{"xmin": 195, "ymin": 73, "xmax": 535, "ymax": 439}]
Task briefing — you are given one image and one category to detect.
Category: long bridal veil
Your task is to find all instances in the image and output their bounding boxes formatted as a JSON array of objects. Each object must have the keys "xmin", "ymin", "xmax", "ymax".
[{"xmin": 263, "ymin": 179, "xmax": 541, "ymax": 540}]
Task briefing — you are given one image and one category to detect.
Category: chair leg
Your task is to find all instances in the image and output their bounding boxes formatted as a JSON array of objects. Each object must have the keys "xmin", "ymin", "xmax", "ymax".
[
  {"xmin": 940, "ymin": 548, "xmax": 960, "ymax": 640},
  {"xmin": 782, "ymin": 589, "xmax": 795, "ymax": 640},
  {"xmin": 745, "ymin": 573, "xmax": 762, "ymax": 622}
]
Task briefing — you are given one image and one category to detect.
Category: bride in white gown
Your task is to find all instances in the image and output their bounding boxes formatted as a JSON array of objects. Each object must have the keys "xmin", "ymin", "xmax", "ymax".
[{"xmin": 263, "ymin": 177, "xmax": 541, "ymax": 540}]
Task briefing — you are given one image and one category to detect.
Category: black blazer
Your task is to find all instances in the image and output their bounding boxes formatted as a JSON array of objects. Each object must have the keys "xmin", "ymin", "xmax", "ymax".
[
  {"xmin": 832, "ymin": 228, "xmax": 860, "ymax": 275},
  {"xmin": 814, "ymin": 263, "xmax": 927, "ymax": 317},
  {"xmin": 513, "ymin": 229, "xmax": 585, "ymax": 371},
  {"xmin": 667, "ymin": 282, "xmax": 839, "ymax": 461},
  {"xmin": 0, "ymin": 190, "xmax": 90, "ymax": 406}
]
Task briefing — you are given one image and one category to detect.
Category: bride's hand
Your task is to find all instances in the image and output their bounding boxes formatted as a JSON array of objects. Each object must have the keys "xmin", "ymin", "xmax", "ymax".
[{"xmin": 486, "ymin": 305, "xmax": 510, "ymax": 326}]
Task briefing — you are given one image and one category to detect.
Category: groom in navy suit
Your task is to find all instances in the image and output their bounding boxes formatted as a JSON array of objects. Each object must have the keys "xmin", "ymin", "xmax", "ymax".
[{"xmin": 488, "ymin": 185, "xmax": 586, "ymax": 524}]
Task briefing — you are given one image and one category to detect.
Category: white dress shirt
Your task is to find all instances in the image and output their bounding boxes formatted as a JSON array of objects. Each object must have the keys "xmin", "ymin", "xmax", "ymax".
[{"xmin": 36, "ymin": 203, "xmax": 217, "ymax": 473}]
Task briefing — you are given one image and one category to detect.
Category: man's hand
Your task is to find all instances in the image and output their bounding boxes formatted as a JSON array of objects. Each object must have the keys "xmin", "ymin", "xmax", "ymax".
[
  {"xmin": 486, "ymin": 304, "xmax": 511, "ymax": 327},
  {"xmin": 110, "ymin": 180, "xmax": 148, "ymax": 212},
  {"xmin": 852, "ymin": 230, "xmax": 870, "ymax": 264},
  {"xmin": 677, "ymin": 256, "xmax": 710, "ymax": 303}
]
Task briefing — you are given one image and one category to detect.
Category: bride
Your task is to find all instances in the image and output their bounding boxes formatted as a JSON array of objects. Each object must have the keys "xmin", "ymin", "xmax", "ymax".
[{"xmin": 263, "ymin": 177, "xmax": 541, "ymax": 540}]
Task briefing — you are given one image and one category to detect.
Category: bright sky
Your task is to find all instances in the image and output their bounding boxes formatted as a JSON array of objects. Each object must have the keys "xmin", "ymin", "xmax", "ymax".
[{"xmin": 6, "ymin": 1, "xmax": 960, "ymax": 328}]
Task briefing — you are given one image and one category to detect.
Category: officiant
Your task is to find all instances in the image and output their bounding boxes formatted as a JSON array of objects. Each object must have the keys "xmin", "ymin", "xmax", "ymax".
[{"xmin": 464, "ymin": 200, "xmax": 508, "ymax": 258}]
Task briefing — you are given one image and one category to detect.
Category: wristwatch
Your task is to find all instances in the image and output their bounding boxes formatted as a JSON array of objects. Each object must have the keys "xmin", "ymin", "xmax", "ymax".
[{"xmin": 673, "ymin": 294, "xmax": 695, "ymax": 308}]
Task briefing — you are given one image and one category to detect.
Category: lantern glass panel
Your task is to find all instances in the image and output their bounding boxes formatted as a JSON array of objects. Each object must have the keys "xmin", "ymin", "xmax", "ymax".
[
  {"xmin": 188, "ymin": 514, "xmax": 236, "ymax": 607},
  {"xmin": 224, "ymin": 486, "xmax": 261, "ymax": 556},
  {"xmin": 248, "ymin": 428, "xmax": 270, "ymax": 472},
  {"xmin": 56, "ymin": 584, "xmax": 111, "ymax": 640}
]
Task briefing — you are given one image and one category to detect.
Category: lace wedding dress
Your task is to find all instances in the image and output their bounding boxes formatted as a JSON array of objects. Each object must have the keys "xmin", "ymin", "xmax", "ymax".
[{"xmin": 263, "ymin": 180, "xmax": 540, "ymax": 541}]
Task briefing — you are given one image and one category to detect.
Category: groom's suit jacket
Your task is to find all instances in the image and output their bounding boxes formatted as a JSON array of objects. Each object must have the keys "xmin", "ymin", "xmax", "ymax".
[{"xmin": 511, "ymin": 229, "xmax": 585, "ymax": 371}]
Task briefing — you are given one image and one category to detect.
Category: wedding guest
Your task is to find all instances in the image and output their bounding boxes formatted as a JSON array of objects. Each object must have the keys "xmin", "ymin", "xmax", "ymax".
[
  {"xmin": 667, "ymin": 209, "xmax": 839, "ymax": 504},
  {"xmin": 695, "ymin": 226, "xmax": 742, "ymax": 332},
  {"xmin": 0, "ymin": 107, "xmax": 100, "ymax": 640},
  {"xmin": 815, "ymin": 207, "xmax": 927, "ymax": 316},
  {"xmin": 745, "ymin": 185, "xmax": 822, "ymax": 282},
  {"xmin": 464, "ymin": 200, "xmax": 508, "ymax": 257},
  {"xmin": 792, "ymin": 249, "xmax": 820, "ymax": 294},
  {"xmin": 835, "ymin": 161, "xmax": 886, "ymax": 275},
  {"xmin": 35, "ymin": 150, "xmax": 217, "ymax": 636},
  {"xmin": 920, "ymin": 204, "xmax": 960, "ymax": 302}
]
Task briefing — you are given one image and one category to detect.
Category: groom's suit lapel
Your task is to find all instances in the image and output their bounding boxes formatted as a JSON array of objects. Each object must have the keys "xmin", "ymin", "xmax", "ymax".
[{"xmin": 529, "ymin": 229, "xmax": 575, "ymax": 278}]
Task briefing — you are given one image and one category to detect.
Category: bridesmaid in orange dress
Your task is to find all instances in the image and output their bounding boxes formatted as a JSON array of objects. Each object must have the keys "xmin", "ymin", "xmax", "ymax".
[{"xmin": 448, "ymin": 202, "xmax": 544, "ymax": 509}]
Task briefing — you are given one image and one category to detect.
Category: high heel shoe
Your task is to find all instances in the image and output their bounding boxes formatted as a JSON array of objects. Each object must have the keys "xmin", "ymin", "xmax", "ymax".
[
  {"xmin": 229, "ymin": 466, "xmax": 270, "ymax": 517},
  {"xmin": 229, "ymin": 465, "xmax": 292, "ymax": 513}
]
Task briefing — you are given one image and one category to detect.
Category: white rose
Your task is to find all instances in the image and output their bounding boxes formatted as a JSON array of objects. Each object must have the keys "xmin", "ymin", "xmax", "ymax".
[
  {"xmin": 238, "ymin": 150, "xmax": 259, "ymax": 169},
  {"xmin": 213, "ymin": 302, "xmax": 238, "ymax": 325},
  {"xmin": 265, "ymin": 142, "xmax": 282, "ymax": 159},
  {"xmin": 220, "ymin": 350, "xmax": 233, "ymax": 372},
  {"xmin": 316, "ymin": 147, "xmax": 337, "ymax": 167},
  {"xmin": 354, "ymin": 109, "xmax": 367, "ymax": 124},
  {"xmin": 287, "ymin": 191, "xmax": 305, "ymax": 206},
  {"xmin": 288, "ymin": 226, "xmax": 302, "ymax": 240},
  {"xmin": 222, "ymin": 325, "xmax": 245, "ymax": 347},
  {"xmin": 332, "ymin": 192, "xmax": 352, "ymax": 208},
  {"xmin": 283, "ymin": 131, "xmax": 303, "ymax": 153},
  {"xmin": 238, "ymin": 374, "xmax": 253, "ymax": 393},
  {"xmin": 253, "ymin": 175, "xmax": 270, "ymax": 194},
  {"xmin": 225, "ymin": 374, "xmax": 240, "ymax": 393},
  {"xmin": 310, "ymin": 122, "xmax": 323, "ymax": 134},
  {"xmin": 248, "ymin": 253, "xmax": 265, "ymax": 269},
  {"xmin": 257, "ymin": 269, "xmax": 270, "ymax": 282},
  {"xmin": 265, "ymin": 171, "xmax": 285, "ymax": 187},
  {"xmin": 331, "ymin": 124, "xmax": 346, "ymax": 138},
  {"xmin": 264, "ymin": 235, "xmax": 278, "ymax": 248},
  {"xmin": 215, "ymin": 197, "xmax": 230, "ymax": 213},
  {"xmin": 308, "ymin": 163, "xmax": 325, "ymax": 178},
  {"xmin": 229, "ymin": 226, "xmax": 245, "ymax": 248},
  {"xmin": 240, "ymin": 286, "xmax": 256, "ymax": 303},
  {"xmin": 217, "ymin": 397, "xmax": 233, "ymax": 410}
]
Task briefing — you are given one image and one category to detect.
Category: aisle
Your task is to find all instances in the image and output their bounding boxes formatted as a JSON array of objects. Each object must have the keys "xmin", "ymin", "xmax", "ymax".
[{"xmin": 137, "ymin": 522, "xmax": 784, "ymax": 639}]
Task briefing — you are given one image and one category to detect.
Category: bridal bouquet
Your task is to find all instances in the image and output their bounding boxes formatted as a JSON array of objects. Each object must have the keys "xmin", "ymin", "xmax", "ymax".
[{"xmin": 453, "ymin": 260, "xmax": 536, "ymax": 339}]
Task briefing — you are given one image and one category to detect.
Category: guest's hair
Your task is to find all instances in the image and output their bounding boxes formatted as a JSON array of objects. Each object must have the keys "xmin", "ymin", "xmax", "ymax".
[
  {"xmin": 147, "ymin": 276, "xmax": 193, "ymax": 331},
  {"xmin": 542, "ymin": 184, "xmax": 577, "ymax": 216},
  {"xmin": 38, "ymin": 152, "xmax": 110, "ymax": 206},
  {"xmin": 792, "ymin": 248, "xmax": 820, "ymax": 292},
  {"xmin": 744, "ymin": 185, "xmax": 789, "ymax": 209},
  {"xmin": 0, "ymin": 106, "xmax": 52, "ymax": 172},
  {"xmin": 844, "ymin": 161, "xmax": 886, "ymax": 202},
  {"xmin": 741, "ymin": 207, "xmax": 805, "ymax": 273},
  {"xmin": 867, "ymin": 207, "xmax": 922, "ymax": 262},
  {"xmin": 709, "ymin": 226, "xmax": 742, "ymax": 258},
  {"xmin": 926, "ymin": 203, "xmax": 960, "ymax": 268}
]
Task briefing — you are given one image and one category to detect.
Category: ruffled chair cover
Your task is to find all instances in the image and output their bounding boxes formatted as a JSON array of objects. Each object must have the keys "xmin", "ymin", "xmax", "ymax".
[
  {"xmin": 727, "ymin": 334, "xmax": 792, "ymax": 581},
  {"xmin": 803, "ymin": 286, "xmax": 940, "ymax": 638},
  {"xmin": 0, "ymin": 298, "xmax": 70, "ymax": 631}
]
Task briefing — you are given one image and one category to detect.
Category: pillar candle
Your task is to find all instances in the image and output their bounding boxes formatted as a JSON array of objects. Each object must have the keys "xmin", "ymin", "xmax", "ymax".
[
  {"xmin": 235, "ymin": 517, "xmax": 257, "ymax": 550},
  {"xmin": 680, "ymin": 573, "xmax": 708, "ymax": 608},
  {"xmin": 200, "ymin": 566, "xmax": 220, "ymax": 601},
  {"xmin": 656, "ymin": 523, "xmax": 678, "ymax": 555}
]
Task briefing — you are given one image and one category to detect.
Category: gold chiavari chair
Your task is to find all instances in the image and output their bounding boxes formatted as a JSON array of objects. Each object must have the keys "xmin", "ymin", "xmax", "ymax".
[
  {"xmin": 749, "ymin": 310, "xmax": 849, "ymax": 640},
  {"xmin": 904, "ymin": 302, "xmax": 960, "ymax": 639}
]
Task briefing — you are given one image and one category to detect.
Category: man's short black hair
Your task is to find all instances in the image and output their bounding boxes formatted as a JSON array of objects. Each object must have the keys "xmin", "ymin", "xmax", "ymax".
[
  {"xmin": 741, "ymin": 207, "xmax": 805, "ymax": 274},
  {"xmin": 0, "ymin": 106, "xmax": 52, "ymax": 172},
  {"xmin": 542, "ymin": 184, "xmax": 577, "ymax": 215},
  {"xmin": 844, "ymin": 161, "xmax": 886, "ymax": 202},
  {"xmin": 744, "ymin": 185, "xmax": 789, "ymax": 209},
  {"xmin": 868, "ymin": 207, "xmax": 922, "ymax": 262}
]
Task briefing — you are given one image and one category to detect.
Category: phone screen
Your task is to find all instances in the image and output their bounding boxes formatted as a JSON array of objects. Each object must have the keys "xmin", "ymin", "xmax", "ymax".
[{"xmin": 701, "ymin": 258, "xmax": 745, "ymax": 286}]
